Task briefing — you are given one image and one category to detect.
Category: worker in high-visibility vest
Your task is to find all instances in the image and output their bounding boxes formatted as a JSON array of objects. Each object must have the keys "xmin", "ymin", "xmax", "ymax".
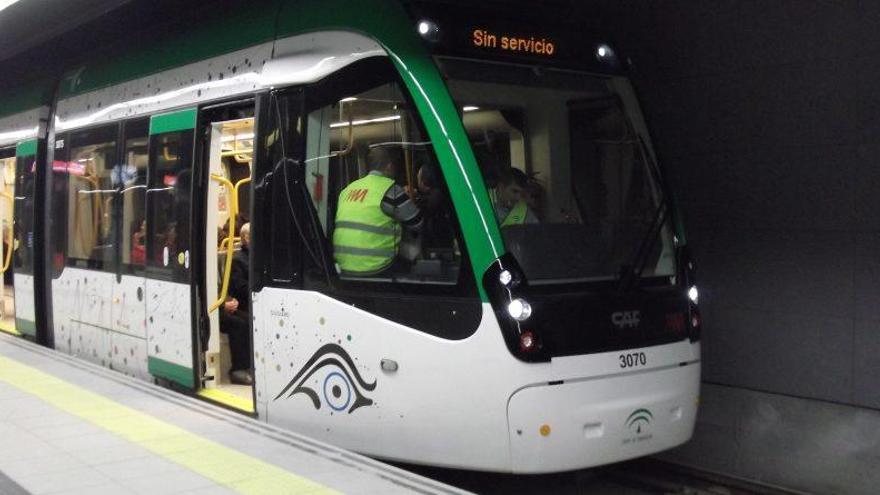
[
  {"xmin": 491, "ymin": 167, "xmax": 538, "ymax": 227},
  {"xmin": 333, "ymin": 146, "xmax": 423, "ymax": 275}
]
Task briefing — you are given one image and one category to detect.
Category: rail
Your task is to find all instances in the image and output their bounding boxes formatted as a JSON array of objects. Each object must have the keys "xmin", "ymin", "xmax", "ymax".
[{"xmin": 209, "ymin": 175, "xmax": 251, "ymax": 313}]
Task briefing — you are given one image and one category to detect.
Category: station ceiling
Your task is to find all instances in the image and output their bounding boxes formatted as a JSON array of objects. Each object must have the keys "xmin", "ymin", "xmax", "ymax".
[{"xmin": 0, "ymin": 0, "xmax": 134, "ymax": 61}]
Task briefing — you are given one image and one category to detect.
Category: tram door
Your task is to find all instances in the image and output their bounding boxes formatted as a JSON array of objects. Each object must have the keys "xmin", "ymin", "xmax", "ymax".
[
  {"xmin": 144, "ymin": 109, "xmax": 199, "ymax": 389},
  {"xmin": 9, "ymin": 140, "xmax": 39, "ymax": 338},
  {"xmin": 0, "ymin": 146, "xmax": 16, "ymax": 335},
  {"xmin": 195, "ymin": 102, "xmax": 256, "ymax": 413}
]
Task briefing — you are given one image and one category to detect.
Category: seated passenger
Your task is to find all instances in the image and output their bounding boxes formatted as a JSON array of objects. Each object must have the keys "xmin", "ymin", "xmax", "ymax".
[
  {"xmin": 131, "ymin": 220, "xmax": 146, "ymax": 265},
  {"xmin": 492, "ymin": 167, "xmax": 539, "ymax": 227},
  {"xmin": 220, "ymin": 222, "xmax": 252, "ymax": 385},
  {"xmin": 332, "ymin": 146, "xmax": 423, "ymax": 276}
]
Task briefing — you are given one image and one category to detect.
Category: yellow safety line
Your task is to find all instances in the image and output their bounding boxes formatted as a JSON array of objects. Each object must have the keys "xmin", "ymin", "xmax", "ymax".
[
  {"xmin": 0, "ymin": 356, "xmax": 337, "ymax": 495},
  {"xmin": 197, "ymin": 387, "xmax": 255, "ymax": 414},
  {"xmin": 0, "ymin": 320, "xmax": 19, "ymax": 336}
]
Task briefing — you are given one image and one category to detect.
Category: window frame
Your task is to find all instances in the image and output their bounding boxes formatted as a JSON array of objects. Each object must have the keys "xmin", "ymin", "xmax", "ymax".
[
  {"xmin": 253, "ymin": 57, "xmax": 481, "ymax": 340},
  {"xmin": 118, "ymin": 118, "xmax": 150, "ymax": 276}
]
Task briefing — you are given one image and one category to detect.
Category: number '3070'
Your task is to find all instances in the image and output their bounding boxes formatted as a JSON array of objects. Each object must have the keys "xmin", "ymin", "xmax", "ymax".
[{"xmin": 619, "ymin": 352, "xmax": 647, "ymax": 368}]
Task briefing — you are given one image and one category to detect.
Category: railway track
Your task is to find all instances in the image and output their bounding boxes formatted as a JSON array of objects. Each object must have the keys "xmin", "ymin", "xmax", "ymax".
[{"xmin": 399, "ymin": 458, "xmax": 806, "ymax": 495}]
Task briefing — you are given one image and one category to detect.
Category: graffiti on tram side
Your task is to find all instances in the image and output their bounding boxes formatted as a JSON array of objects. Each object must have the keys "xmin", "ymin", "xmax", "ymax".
[{"xmin": 273, "ymin": 343, "xmax": 376, "ymax": 414}]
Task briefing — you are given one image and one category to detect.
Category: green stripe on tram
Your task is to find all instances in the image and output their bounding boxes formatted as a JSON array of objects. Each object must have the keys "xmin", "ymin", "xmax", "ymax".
[
  {"xmin": 148, "ymin": 356, "xmax": 195, "ymax": 388},
  {"xmin": 150, "ymin": 108, "xmax": 198, "ymax": 135},
  {"xmin": 15, "ymin": 139, "xmax": 37, "ymax": 157},
  {"xmin": 14, "ymin": 318, "xmax": 36, "ymax": 337}
]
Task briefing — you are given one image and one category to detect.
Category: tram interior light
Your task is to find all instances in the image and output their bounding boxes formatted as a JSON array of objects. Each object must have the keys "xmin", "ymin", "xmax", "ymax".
[
  {"xmin": 508, "ymin": 298, "xmax": 532, "ymax": 321},
  {"xmin": 463, "ymin": 106, "xmax": 480, "ymax": 112},
  {"xmin": 687, "ymin": 285, "xmax": 699, "ymax": 305},
  {"xmin": 329, "ymin": 114, "xmax": 400, "ymax": 128}
]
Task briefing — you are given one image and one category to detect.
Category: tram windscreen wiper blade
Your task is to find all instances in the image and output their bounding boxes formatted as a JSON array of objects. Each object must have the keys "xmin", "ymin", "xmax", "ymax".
[{"xmin": 618, "ymin": 136, "xmax": 670, "ymax": 293}]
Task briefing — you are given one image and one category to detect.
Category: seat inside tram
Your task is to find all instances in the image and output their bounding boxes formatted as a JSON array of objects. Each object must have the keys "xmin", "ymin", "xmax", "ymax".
[
  {"xmin": 0, "ymin": 149, "xmax": 15, "ymax": 335},
  {"xmin": 202, "ymin": 115, "xmax": 255, "ymax": 408}
]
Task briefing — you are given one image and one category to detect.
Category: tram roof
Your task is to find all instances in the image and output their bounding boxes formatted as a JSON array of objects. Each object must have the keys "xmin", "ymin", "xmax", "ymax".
[{"xmin": 0, "ymin": 0, "xmax": 616, "ymax": 119}]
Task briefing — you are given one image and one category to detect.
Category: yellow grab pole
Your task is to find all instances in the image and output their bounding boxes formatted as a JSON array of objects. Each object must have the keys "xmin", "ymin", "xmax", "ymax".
[
  {"xmin": 208, "ymin": 175, "xmax": 251, "ymax": 313},
  {"xmin": 209, "ymin": 174, "xmax": 235, "ymax": 313}
]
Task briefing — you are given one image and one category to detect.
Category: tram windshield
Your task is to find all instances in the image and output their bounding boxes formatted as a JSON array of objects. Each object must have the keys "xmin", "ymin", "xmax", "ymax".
[{"xmin": 439, "ymin": 58, "xmax": 677, "ymax": 285}]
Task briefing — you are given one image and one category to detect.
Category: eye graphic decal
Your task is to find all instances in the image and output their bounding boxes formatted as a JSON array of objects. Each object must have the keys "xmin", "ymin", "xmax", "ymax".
[{"xmin": 274, "ymin": 343, "xmax": 376, "ymax": 414}]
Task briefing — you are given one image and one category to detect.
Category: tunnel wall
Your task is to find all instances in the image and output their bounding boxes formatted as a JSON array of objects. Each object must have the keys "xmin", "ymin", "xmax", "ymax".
[{"xmin": 594, "ymin": 1, "xmax": 880, "ymax": 492}]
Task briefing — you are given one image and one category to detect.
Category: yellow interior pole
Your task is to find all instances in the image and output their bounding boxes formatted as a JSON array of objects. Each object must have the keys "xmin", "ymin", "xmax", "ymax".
[{"xmin": 209, "ymin": 174, "xmax": 235, "ymax": 313}]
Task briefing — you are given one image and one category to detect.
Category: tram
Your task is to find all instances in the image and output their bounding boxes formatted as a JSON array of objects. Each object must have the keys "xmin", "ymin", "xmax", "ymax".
[{"xmin": 0, "ymin": 0, "xmax": 700, "ymax": 473}]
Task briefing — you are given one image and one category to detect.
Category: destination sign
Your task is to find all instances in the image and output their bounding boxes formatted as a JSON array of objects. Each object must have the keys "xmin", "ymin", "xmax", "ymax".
[
  {"xmin": 471, "ymin": 29, "xmax": 556, "ymax": 57},
  {"xmin": 405, "ymin": 3, "xmax": 624, "ymax": 74}
]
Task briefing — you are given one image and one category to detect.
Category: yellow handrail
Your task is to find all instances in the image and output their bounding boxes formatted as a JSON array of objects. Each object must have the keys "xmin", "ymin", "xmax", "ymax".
[
  {"xmin": 0, "ymin": 191, "xmax": 13, "ymax": 273},
  {"xmin": 218, "ymin": 235, "xmax": 240, "ymax": 254},
  {"xmin": 234, "ymin": 176, "xmax": 251, "ymax": 200},
  {"xmin": 209, "ymin": 174, "xmax": 235, "ymax": 313},
  {"xmin": 209, "ymin": 175, "xmax": 252, "ymax": 313}
]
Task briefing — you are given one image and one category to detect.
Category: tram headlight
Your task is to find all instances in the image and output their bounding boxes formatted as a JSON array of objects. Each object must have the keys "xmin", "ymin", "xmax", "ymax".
[
  {"xmin": 417, "ymin": 19, "xmax": 442, "ymax": 43},
  {"xmin": 507, "ymin": 298, "xmax": 532, "ymax": 321},
  {"xmin": 687, "ymin": 285, "xmax": 699, "ymax": 305},
  {"xmin": 596, "ymin": 43, "xmax": 615, "ymax": 61},
  {"xmin": 499, "ymin": 269, "xmax": 513, "ymax": 286}
]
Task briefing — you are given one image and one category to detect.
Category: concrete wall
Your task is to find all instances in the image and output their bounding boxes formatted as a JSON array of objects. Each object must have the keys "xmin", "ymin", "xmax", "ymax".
[{"xmin": 590, "ymin": 1, "xmax": 880, "ymax": 492}]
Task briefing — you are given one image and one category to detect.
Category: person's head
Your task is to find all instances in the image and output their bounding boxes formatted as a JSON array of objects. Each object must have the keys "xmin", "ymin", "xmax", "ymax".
[
  {"xmin": 496, "ymin": 167, "xmax": 529, "ymax": 208},
  {"xmin": 417, "ymin": 163, "xmax": 441, "ymax": 194},
  {"xmin": 367, "ymin": 145, "xmax": 403, "ymax": 178},
  {"xmin": 240, "ymin": 223, "xmax": 251, "ymax": 248}
]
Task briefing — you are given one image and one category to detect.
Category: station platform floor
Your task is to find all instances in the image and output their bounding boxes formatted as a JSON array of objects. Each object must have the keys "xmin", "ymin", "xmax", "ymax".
[{"xmin": 0, "ymin": 333, "xmax": 466, "ymax": 495}]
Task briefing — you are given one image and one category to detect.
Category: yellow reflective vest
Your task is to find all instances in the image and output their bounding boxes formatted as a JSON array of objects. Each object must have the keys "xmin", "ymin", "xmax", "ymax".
[
  {"xmin": 500, "ymin": 200, "xmax": 529, "ymax": 228},
  {"xmin": 332, "ymin": 174, "xmax": 401, "ymax": 274},
  {"xmin": 489, "ymin": 188, "xmax": 529, "ymax": 228}
]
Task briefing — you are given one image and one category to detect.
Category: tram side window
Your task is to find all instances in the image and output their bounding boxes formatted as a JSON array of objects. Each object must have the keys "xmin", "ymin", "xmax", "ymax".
[
  {"xmin": 119, "ymin": 119, "xmax": 149, "ymax": 272},
  {"xmin": 65, "ymin": 125, "xmax": 118, "ymax": 271},
  {"xmin": 146, "ymin": 130, "xmax": 193, "ymax": 281},
  {"xmin": 52, "ymin": 138, "xmax": 70, "ymax": 277},
  {"xmin": 302, "ymin": 59, "xmax": 463, "ymax": 287},
  {"xmin": 258, "ymin": 92, "xmax": 305, "ymax": 285}
]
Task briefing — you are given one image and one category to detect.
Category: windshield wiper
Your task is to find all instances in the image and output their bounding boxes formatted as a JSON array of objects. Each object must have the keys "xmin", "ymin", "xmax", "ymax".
[{"xmin": 618, "ymin": 136, "xmax": 671, "ymax": 293}]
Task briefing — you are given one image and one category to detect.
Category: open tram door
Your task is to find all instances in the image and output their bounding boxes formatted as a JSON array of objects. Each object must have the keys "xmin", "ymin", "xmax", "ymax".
[
  {"xmin": 0, "ymin": 145, "xmax": 17, "ymax": 335},
  {"xmin": 0, "ymin": 139, "xmax": 42, "ymax": 339},
  {"xmin": 193, "ymin": 101, "xmax": 256, "ymax": 414}
]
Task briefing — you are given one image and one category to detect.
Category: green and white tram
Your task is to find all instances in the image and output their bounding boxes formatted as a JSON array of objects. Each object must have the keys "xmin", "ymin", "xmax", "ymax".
[{"xmin": 0, "ymin": 0, "xmax": 700, "ymax": 473}]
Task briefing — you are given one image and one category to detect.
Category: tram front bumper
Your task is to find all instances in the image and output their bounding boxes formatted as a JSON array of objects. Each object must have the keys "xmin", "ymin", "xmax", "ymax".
[{"xmin": 506, "ymin": 362, "xmax": 700, "ymax": 473}]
